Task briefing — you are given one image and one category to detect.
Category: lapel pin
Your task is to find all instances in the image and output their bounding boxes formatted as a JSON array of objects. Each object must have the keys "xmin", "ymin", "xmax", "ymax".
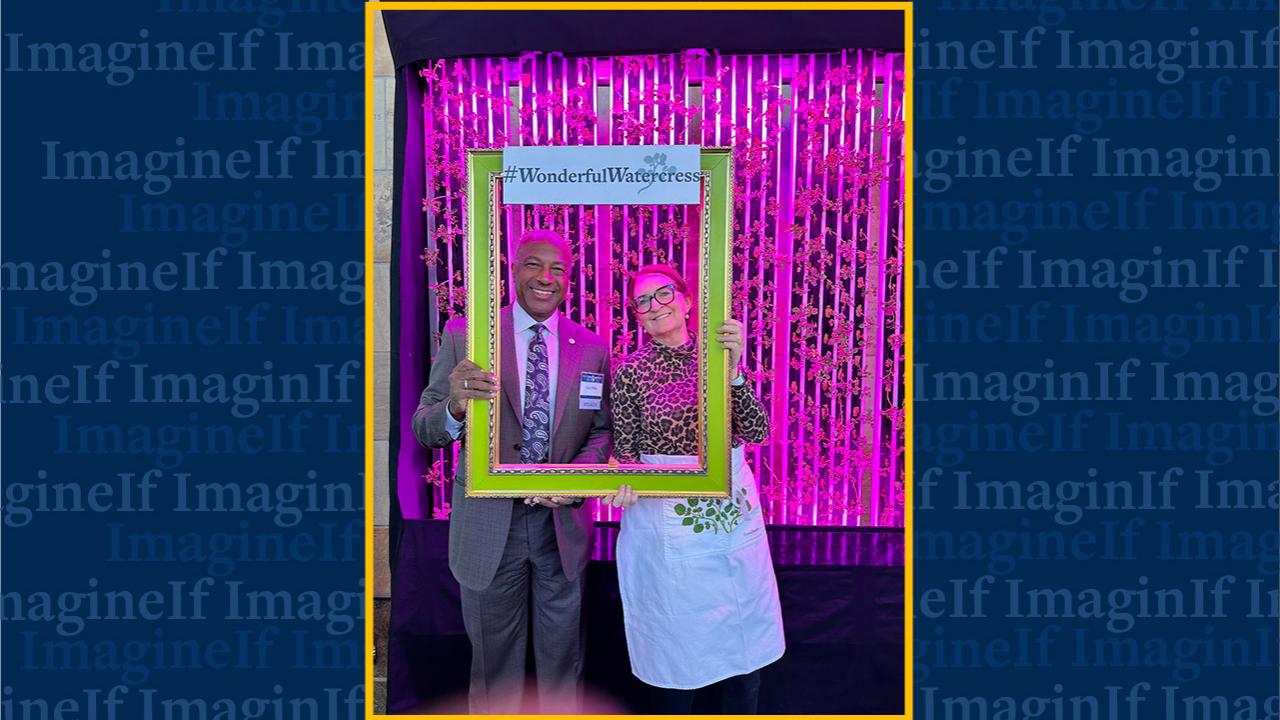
[{"xmin": 568, "ymin": 338, "xmax": 576, "ymax": 345}]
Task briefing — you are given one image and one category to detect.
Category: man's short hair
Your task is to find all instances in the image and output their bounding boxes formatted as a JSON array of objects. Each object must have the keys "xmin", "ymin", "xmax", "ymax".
[{"xmin": 514, "ymin": 229, "xmax": 574, "ymax": 264}]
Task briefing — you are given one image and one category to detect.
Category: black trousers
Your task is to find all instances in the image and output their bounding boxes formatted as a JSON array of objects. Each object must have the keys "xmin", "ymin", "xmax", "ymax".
[{"xmin": 646, "ymin": 670, "xmax": 762, "ymax": 714}]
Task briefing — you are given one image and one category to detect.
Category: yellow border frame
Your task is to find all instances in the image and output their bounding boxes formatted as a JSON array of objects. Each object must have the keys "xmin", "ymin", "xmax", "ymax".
[{"xmin": 365, "ymin": 3, "xmax": 914, "ymax": 718}]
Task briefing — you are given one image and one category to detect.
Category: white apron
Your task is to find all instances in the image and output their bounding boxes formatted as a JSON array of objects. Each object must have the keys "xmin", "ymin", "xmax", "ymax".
[{"xmin": 617, "ymin": 447, "xmax": 786, "ymax": 689}]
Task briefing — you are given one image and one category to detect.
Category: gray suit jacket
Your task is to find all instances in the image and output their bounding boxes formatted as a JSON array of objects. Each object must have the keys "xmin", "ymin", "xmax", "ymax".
[{"xmin": 412, "ymin": 306, "xmax": 612, "ymax": 590}]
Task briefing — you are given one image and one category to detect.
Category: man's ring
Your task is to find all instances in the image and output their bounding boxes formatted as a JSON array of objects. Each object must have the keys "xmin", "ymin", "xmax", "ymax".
[{"xmin": 463, "ymin": 379, "xmax": 469, "ymax": 390}]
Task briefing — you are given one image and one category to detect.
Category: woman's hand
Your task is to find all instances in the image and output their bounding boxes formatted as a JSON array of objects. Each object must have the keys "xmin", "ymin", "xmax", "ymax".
[
  {"xmin": 716, "ymin": 319, "xmax": 746, "ymax": 380},
  {"xmin": 603, "ymin": 484, "xmax": 639, "ymax": 508}
]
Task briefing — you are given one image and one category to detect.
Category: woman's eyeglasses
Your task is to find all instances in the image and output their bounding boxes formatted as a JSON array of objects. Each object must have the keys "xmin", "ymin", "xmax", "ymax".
[{"xmin": 631, "ymin": 284, "xmax": 677, "ymax": 313}]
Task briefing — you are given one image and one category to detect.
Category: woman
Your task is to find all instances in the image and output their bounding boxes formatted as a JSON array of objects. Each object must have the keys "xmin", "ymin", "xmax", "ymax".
[{"xmin": 605, "ymin": 264, "xmax": 785, "ymax": 714}]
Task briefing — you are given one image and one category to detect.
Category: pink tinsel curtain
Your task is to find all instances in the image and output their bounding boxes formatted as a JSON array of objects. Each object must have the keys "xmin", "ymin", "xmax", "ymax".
[{"xmin": 415, "ymin": 50, "xmax": 905, "ymax": 527}]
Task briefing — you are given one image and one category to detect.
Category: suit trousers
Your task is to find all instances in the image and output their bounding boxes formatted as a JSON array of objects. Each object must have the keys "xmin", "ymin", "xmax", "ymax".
[{"xmin": 459, "ymin": 500, "xmax": 584, "ymax": 713}]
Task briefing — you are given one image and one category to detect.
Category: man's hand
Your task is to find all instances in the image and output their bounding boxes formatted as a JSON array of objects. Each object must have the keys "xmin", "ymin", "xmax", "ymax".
[
  {"xmin": 448, "ymin": 360, "xmax": 498, "ymax": 419},
  {"xmin": 524, "ymin": 496, "xmax": 578, "ymax": 508}
]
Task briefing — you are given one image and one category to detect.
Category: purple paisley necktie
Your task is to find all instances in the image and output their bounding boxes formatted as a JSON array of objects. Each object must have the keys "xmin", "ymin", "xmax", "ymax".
[{"xmin": 521, "ymin": 323, "xmax": 551, "ymax": 463}]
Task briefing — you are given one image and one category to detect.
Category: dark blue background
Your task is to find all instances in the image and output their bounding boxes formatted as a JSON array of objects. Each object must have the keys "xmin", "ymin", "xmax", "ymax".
[
  {"xmin": 914, "ymin": 3, "xmax": 1278, "ymax": 712},
  {"xmin": 2, "ymin": 0, "xmax": 364, "ymax": 709}
]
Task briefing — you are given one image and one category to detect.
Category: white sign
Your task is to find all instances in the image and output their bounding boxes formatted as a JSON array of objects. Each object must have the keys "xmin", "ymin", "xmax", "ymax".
[{"xmin": 501, "ymin": 145, "xmax": 701, "ymax": 205}]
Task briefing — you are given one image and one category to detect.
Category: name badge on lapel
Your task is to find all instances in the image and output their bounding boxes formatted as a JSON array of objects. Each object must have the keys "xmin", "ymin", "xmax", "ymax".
[{"xmin": 579, "ymin": 372, "xmax": 604, "ymax": 410}]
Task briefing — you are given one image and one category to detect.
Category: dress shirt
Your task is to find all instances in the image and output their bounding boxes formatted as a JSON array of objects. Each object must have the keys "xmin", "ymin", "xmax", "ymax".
[{"xmin": 446, "ymin": 303, "xmax": 561, "ymax": 448}]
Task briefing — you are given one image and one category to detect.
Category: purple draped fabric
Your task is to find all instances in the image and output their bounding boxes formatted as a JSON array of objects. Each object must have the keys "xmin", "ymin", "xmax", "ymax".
[{"xmin": 394, "ymin": 64, "xmax": 432, "ymax": 519}]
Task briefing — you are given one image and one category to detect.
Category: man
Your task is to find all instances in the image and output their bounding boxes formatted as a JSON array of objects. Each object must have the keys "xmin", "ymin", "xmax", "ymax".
[{"xmin": 412, "ymin": 228, "xmax": 611, "ymax": 713}]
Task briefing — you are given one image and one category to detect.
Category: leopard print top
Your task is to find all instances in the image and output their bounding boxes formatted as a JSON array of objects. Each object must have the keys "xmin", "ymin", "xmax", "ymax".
[{"xmin": 611, "ymin": 338, "xmax": 770, "ymax": 462}]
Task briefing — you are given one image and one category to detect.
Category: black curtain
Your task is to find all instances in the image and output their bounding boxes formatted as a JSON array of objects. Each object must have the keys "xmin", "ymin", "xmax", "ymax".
[
  {"xmin": 381, "ymin": 0, "xmax": 906, "ymax": 576},
  {"xmin": 382, "ymin": 8, "xmax": 905, "ymax": 68}
]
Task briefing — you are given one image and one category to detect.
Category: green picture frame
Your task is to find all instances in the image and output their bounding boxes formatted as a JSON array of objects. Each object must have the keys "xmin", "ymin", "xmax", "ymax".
[{"xmin": 463, "ymin": 147, "xmax": 735, "ymax": 497}]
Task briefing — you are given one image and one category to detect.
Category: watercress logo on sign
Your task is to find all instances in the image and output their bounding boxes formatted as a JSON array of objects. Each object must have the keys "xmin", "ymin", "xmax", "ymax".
[{"xmin": 501, "ymin": 145, "xmax": 701, "ymax": 205}]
